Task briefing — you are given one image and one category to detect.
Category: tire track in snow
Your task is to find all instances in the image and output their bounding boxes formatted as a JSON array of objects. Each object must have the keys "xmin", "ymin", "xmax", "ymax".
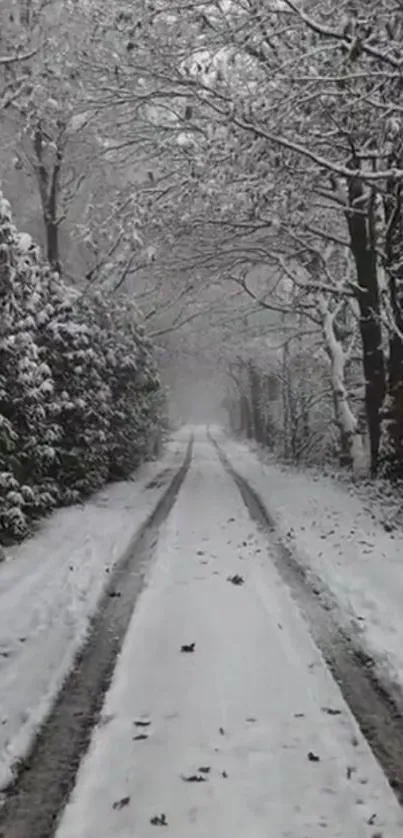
[
  {"xmin": 211, "ymin": 432, "xmax": 403, "ymax": 809},
  {"xmin": 0, "ymin": 439, "xmax": 193, "ymax": 838}
]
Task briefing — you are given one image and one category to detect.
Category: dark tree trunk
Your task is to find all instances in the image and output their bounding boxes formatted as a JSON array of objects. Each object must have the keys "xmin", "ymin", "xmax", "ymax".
[
  {"xmin": 383, "ymin": 177, "xmax": 403, "ymax": 477},
  {"xmin": 240, "ymin": 393, "xmax": 253, "ymax": 438},
  {"xmin": 46, "ymin": 219, "xmax": 61, "ymax": 274},
  {"xmin": 281, "ymin": 344, "xmax": 291, "ymax": 459},
  {"xmin": 346, "ymin": 176, "xmax": 385, "ymax": 476},
  {"xmin": 249, "ymin": 363, "xmax": 264, "ymax": 443},
  {"xmin": 263, "ymin": 374, "xmax": 275, "ymax": 448}
]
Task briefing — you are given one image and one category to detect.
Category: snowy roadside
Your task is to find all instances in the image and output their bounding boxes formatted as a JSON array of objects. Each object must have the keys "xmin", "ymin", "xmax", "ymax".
[
  {"xmin": 215, "ymin": 429, "xmax": 403, "ymax": 704},
  {"xmin": 56, "ymin": 435, "xmax": 403, "ymax": 838},
  {"xmin": 0, "ymin": 433, "xmax": 188, "ymax": 790}
]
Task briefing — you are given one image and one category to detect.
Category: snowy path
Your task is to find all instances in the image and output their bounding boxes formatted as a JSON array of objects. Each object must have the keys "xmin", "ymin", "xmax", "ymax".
[
  {"xmin": 0, "ymin": 436, "xmax": 187, "ymax": 789},
  {"xmin": 57, "ymin": 432, "xmax": 403, "ymax": 838}
]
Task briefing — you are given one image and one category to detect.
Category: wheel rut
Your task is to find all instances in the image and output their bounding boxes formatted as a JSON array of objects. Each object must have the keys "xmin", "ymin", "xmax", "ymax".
[
  {"xmin": 211, "ymin": 433, "xmax": 403, "ymax": 809},
  {"xmin": 0, "ymin": 439, "xmax": 193, "ymax": 838}
]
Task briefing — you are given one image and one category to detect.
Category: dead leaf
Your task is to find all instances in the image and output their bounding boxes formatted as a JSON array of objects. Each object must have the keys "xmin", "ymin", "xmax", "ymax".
[
  {"xmin": 150, "ymin": 814, "xmax": 168, "ymax": 826},
  {"xmin": 134, "ymin": 719, "xmax": 151, "ymax": 727},
  {"xmin": 321, "ymin": 706, "xmax": 342, "ymax": 716},
  {"xmin": 113, "ymin": 796, "xmax": 130, "ymax": 810},
  {"xmin": 227, "ymin": 574, "xmax": 244, "ymax": 586},
  {"xmin": 133, "ymin": 733, "xmax": 148, "ymax": 741},
  {"xmin": 307, "ymin": 751, "xmax": 320, "ymax": 762},
  {"xmin": 181, "ymin": 642, "xmax": 195, "ymax": 653},
  {"xmin": 182, "ymin": 774, "xmax": 207, "ymax": 783},
  {"xmin": 198, "ymin": 766, "xmax": 211, "ymax": 774}
]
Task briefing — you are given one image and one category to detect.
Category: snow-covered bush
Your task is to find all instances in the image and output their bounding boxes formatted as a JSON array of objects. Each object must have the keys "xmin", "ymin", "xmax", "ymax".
[
  {"xmin": 82, "ymin": 293, "xmax": 160, "ymax": 481},
  {"xmin": 0, "ymin": 193, "xmax": 161, "ymax": 543}
]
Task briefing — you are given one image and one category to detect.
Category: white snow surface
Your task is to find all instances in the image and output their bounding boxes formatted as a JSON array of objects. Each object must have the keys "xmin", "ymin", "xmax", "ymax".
[
  {"xmin": 57, "ymin": 431, "xmax": 403, "ymax": 838},
  {"xmin": 0, "ymin": 436, "xmax": 187, "ymax": 790},
  {"xmin": 215, "ymin": 430, "xmax": 403, "ymax": 702}
]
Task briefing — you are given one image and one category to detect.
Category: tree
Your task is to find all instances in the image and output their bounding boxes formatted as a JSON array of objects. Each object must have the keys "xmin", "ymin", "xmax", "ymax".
[{"xmin": 106, "ymin": 0, "xmax": 403, "ymax": 476}]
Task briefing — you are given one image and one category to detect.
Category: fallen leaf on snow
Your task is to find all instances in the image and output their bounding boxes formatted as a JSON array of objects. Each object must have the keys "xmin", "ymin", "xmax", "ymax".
[
  {"xmin": 134, "ymin": 719, "xmax": 151, "ymax": 727},
  {"xmin": 307, "ymin": 751, "xmax": 320, "ymax": 762},
  {"xmin": 150, "ymin": 814, "xmax": 168, "ymax": 826},
  {"xmin": 133, "ymin": 733, "xmax": 148, "ymax": 741},
  {"xmin": 198, "ymin": 766, "xmax": 211, "ymax": 773},
  {"xmin": 181, "ymin": 642, "xmax": 195, "ymax": 653},
  {"xmin": 227, "ymin": 574, "xmax": 244, "ymax": 586},
  {"xmin": 182, "ymin": 774, "xmax": 207, "ymax": 783},
  {"xmin": 113, "ymin": 796, "xmax": 130, "ymax": 810},
  {"xmin": 321, "ymin": 706, "xmax": 342, "ymax": 716}
]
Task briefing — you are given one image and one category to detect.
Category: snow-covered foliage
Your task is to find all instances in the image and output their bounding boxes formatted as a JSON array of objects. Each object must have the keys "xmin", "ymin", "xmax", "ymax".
[
  {"xmin": 226, "ymin": 350, "xmax": 338, "ymax": 468},
  {"xmin": 0, "ymin": 193, "xmax": 161, "ymax": 543},
  {"xmin": 86, "ymin": 0, "xmax": 403, "ymax": 479}
]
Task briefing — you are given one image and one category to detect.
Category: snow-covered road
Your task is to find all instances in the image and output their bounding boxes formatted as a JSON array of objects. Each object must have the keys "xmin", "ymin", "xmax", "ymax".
[
  {"xmin": 57, "ymin": 432, "xmax": 403, "ymax": 837},
  {"xmin": 0, "ymin": 436, "xmax": 187, "ymax": 789}
]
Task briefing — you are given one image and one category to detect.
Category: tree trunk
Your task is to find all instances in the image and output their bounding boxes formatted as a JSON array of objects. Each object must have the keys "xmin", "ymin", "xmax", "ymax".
[
  {"xmin": 243, "ymin": 393, "xmax": 254, "ymax": 439},
  {"xmin": 281, "ymin": 343, "xmax": 290, "ymax": 458},
  {"xmin": 382, "ymin": 178, "xmax": 403, "ymax": 477},
  {"xmin": 46, "ymin": 219, "xmax": 61, "ymax": 274},
  {"xmin": 263, "ymin": 374, "xmax": 275, "ymax": 448},
  {"xmin": 319, "ymin": 295, "xmax": 366, "ymax": 475},
  {"xmin": 249, "ymin": 363, "xmax": 263, "ymax": 443},
  {"xmin": 346, "ymin": 177, "xmax": 385, "ymax": 475},
  {"xmin": 34, "ymin": 122, "xmax": 64, "ymax": 274}
]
